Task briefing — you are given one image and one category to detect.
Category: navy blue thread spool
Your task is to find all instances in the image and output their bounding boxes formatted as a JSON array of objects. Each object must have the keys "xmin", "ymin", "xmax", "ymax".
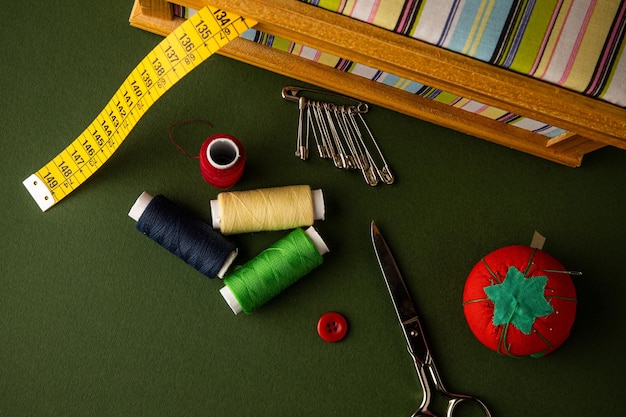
[{"xmin": 129, "ymin": 192, "xmax": 238, "ymax": 278}]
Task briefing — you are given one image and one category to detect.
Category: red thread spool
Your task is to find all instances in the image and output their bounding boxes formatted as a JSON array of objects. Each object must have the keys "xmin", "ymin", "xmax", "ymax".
[
  {"xmin": 463, "ymin": 245, "xmax": 577, "ymax": 358},
  {"xmin": 199, "ymin": 134, "xmax": 246, "ymax": 189}
]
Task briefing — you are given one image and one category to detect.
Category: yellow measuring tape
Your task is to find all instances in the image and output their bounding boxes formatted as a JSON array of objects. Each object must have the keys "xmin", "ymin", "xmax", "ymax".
[{"xmin": 23, "ymin": 6, "xmax": 257, "ymax": 211}]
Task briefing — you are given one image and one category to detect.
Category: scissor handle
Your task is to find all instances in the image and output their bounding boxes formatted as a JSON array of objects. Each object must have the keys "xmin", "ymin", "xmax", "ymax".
[
  {"xmin": 412, "ymin": 395, "xmax": 491, "ymax": 417},
  {"xmin": 446, "ymin": 395, "xmax": 492, "ymax": 417},
  {"xmin": 412, "ymin": 362, "xmax": 492, "ymax": 417}
]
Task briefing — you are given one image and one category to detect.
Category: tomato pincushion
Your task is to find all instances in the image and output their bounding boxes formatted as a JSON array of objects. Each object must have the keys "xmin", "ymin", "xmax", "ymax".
[{"xmin": 463, "ymin": 245, "xmax": 577, "ymax": 358}]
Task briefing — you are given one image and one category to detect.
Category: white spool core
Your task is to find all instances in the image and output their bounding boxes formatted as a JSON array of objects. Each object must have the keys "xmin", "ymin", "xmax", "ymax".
[
  {"xmin": 304, "ymin": 226, "xmax": 329, "ymax": 256},
  {"xmin": 311, "ymin": 189, "xmax": 325, "ymax": 221},
  {"xmin": 220, "ymin": 286, "xmax": 243, "ymax": 315},
  {"xmin": 128, "ymin": 191, "xmax": 154, "ymax": 221},
  {"xmin": 217, "ymin": 250, "xmax": 238, "ymax": 279},
  {"xmin": 207, "ymin": 137, "xmax": 240, "ymax": 170}
]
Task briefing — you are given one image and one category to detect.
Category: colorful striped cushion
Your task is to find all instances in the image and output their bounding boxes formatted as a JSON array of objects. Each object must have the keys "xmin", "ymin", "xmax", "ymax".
[
  {"xmin": 173, "ymin": 2, "xmax": 625, "ymax": 137},
  {"xmin": 302, "ymin": 0, "xmax": 626, "ymax": 108},
  {"xmin": 240, "ymin": 29, "xmax": 568, "ymax": 137}
]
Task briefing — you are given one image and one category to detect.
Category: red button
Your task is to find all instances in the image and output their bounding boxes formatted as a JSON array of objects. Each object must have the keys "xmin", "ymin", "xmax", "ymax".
[{"xmin": 317, "ymin": 312, "xmax": 348, "ymax": 342}]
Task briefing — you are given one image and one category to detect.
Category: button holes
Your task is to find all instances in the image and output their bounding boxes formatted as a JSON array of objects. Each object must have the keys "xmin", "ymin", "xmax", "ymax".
[{"xmin": 326, "ymin": 321, "xmax": 339, "ymax": 333}]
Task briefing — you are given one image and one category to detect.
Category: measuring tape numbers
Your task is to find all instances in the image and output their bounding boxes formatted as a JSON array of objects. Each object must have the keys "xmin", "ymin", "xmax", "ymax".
[{"xmin": 23, "ymin": 6, "xmax": 257, "ymax": 212}]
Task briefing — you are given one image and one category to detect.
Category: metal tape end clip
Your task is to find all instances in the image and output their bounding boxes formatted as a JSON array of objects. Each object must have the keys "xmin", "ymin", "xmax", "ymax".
[{"xmin": 23, "ymin": 174, "xmax": 55, "ymax": 211}]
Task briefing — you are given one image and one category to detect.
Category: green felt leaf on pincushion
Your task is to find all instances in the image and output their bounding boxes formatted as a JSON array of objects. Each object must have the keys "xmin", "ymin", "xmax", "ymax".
[{"xmin": 484, "ymin": 266, "xmax": 554, "ymax": 334}]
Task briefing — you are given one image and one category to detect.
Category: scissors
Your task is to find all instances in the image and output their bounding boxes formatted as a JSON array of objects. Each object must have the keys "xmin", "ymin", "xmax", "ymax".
[{"xmin": 371, "ymin": 221, "xmax": 492, "ymax": 417}]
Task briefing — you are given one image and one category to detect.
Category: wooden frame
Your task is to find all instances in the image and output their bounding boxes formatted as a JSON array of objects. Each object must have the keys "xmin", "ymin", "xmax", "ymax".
[{"xmin": 130, "ymin": 0, "xmax": 626, "ymax": 167}]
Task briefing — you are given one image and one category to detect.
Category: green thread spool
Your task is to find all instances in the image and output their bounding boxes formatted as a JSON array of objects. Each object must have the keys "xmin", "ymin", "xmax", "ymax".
[{"xmin": 220, "ymin": 227, "xmax": 329, "ymax": 314}]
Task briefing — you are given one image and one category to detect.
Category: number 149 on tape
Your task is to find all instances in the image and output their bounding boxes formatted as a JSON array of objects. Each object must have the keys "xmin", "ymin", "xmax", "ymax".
[{"xmin": 23, "ymin": 6, "xmax": 256, "ymax": 211}]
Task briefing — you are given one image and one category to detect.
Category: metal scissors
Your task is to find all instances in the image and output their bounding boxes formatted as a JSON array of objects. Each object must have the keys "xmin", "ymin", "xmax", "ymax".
[{"xmin": 371, "ymin": 221, "xmax": 492, "ymax": 417}]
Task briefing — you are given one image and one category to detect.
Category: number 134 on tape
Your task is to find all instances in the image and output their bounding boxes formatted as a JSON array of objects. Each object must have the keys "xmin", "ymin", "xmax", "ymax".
[{"xmin": 23, "ymin": 6, "xmax": 256, "ymax": 211}]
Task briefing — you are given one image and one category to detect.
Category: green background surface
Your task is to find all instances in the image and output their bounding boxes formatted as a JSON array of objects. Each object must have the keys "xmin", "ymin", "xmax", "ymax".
[{"xmin": 2, "ymin": 1, "xmax": 625, "ymax": 416}]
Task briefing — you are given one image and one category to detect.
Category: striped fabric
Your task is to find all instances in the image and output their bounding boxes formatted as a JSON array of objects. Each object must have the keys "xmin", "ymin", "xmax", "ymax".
[
  {"xmin": 302, "ymin": 0, "xmax": 626, "ymax": 108},
  {"xmin": 172, "ymin": 5, "xmax": 568, "ymax": 137},
  {"xmin": 172, "ymin": 2, "xmax": 625, "ymax": 136},
  {"xmin": 239, "ymin": 28, "xmax": 567, "ymax": 137}
]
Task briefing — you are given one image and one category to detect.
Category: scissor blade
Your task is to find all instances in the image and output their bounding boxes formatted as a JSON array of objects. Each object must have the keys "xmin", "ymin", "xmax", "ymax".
[
  {"xmin": 371, "ymin": 221, "xmax": 419, "ymax": 323},
  {"xmin": 371, "ymin": 221, "xmax": 429, "ymax": 362}
]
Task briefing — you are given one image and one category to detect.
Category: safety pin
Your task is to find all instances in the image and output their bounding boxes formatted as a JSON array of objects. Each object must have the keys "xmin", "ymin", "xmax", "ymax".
[
  {"xmin": 306, "ymin": 103, "xmax": 327, "ymax": 159},
  {"xmin": 283, "ymin": 86, "xmax": 368, "ymax": 166},
  {"xmin": 348, "ymin": 113, "xmax": 381, "ymax": 186},
  {"xmin": 297, "ymin": 99, "xmax": 337, "ymax": 163},
  {"xmin": 295, "ymin": 96, "xmax": 309, "ymax": 160},
  {"xmin": 316, "ymin": 102, "xmax": 360, "ymax": 169},
  {"xmin": 333, "ymin": 106, "xmax": 363, "ymax": 170},
  {"xmin": 346, "ymin": 110, "xmax": 394, "ymax": 185},
  {"xmin": 346, "ymin": 115, "xmax": 379, "ymax": 186},
  {"xmin": 356, "ymin": 112, "xmax": 394, "ymax": 184},
  {"xmin": 311, "ymin": 101, "xmax": 339, "ymax": 163},
  {"xmin": 282, "ymin": 86, "xmax": 369, "ymax": 113},
  {"xmin": 324, "ymin": 102, "xmax": 354, "ymax": 169},
  {"xmin": 335, "ymin": 106, "xmax": 379, "ymax": 186},
  {"xmin": 282, "ymin": 86, "xmax": 393, "ymax": 186}
]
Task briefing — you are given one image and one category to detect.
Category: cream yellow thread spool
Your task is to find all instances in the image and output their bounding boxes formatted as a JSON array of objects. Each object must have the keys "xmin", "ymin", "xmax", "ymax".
[{"xmin": 210, "ymin": 185, "xmax": 325, "ymax": 235}]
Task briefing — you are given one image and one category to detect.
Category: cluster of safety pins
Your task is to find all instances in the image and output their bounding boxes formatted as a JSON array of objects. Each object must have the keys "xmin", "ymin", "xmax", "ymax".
[{"xmin": 282, "ymin": 86, "xmax": 394, "ymax": 186}]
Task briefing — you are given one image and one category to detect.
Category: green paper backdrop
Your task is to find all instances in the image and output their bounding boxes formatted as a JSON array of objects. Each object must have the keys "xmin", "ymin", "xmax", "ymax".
[{"xmin": 1, "ymin": 2, "xmax": 625, "ymax": 416}]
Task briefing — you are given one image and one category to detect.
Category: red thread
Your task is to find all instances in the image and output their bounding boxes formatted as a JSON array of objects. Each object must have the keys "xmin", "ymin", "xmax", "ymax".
[
  {"xmin": 168, "ymin": 118, "xmax": 212, "ymax": 159},
  {"xmin": 199, "ymin": 134, "xmax": 246, "ymax": 189},
  {"xmin": 167, "ymin": 119, "xmax": 245, "ymax": 189}
]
